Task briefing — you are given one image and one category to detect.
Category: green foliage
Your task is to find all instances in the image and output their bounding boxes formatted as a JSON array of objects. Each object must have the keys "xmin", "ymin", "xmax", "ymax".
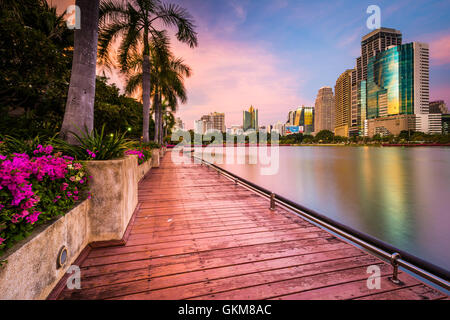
[
  {"xmin": 53, "ymin": 125, "xmax": 135, "ymax": 160},
  {"xmin": 138, "ymin": 141, "xmax": 162, "ymax": 150},
  {"xmin": 314, "ymin": 130, "xmax": 334, "ymax": 143},
  {"xmin": 0, "ymin": 134, "xmax": 57, "ymax": 156},
  {"xmin": 94, "ymin": 76, "xmax": 154, "ymax": 139},
  {"xmin": 0, "ymin": 0, "xmax": 73, "ymax": 124}
]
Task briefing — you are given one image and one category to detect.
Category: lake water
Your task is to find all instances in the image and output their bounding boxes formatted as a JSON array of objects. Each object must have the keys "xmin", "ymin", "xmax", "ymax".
[{"xmin": 205, "ymin": 146, "xmax": 450, "ymax": 271}]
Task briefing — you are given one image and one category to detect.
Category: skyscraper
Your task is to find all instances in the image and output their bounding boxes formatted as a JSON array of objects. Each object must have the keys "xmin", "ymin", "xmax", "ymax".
[
  {"xmin": 352, "ymin": 28, "xmax": 403, "ymax": 136},
  {"xmin": 365, "ymin": 41, "xmax": 440, "ymax": 135},
  {"xmin": 200, "ymin": 112, "xmax": 226, "ymax": 132},
  {"xmin": 286, "ymin": 106, "xmax": 315, "ymax": 134},
  {"xmin": 334, "ymin": 69, "xmax": 354, "ymax": 137},
  {"xmin": 314, "ymin": 87, "xmax": 335, "ymax": 133},
  {"xmin": 356, "ymin": 27, "xmax": 402, "ymax": 82},
  {"xmin": 429, "ymin": 100, "xmax": 448, "ymax": 114},
  {"xmin": 243, "ymin": 106, "xmax": 258, "ymax": 131},
  {"xmin": 194, "ymin": 120, "xmax": 206, "ymax": 135}
]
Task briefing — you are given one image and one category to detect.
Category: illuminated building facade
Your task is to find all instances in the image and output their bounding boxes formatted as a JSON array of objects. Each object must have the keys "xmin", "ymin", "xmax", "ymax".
[{"xmin": 243, "ymin": 106, "xmax": 258, "ymax": 132}]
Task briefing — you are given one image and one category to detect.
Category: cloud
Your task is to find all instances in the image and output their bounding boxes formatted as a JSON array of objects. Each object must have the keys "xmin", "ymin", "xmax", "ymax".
[
  {"xmin": 430, "ymin": 84, "xmax": 450, "ymax": 107},
  {"xmin": 429, "ymin": 33, "xmax": 450, "ymax": 66},
  {"xmin": 172, "ymin": 33, "xmax": 309, "ymax": 129}
]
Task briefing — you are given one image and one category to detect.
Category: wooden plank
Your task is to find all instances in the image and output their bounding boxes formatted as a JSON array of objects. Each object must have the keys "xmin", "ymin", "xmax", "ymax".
[
  {"xmin": 54, "ymin": 152, "xmax": 448, "ymax": 300},
  {"xmin": 356, "ymin": 284, "xmax": 446, "ymax": 300}
]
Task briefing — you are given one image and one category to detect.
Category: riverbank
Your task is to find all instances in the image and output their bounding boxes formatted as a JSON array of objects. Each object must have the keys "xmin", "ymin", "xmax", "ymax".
[{"xmin": 169, "ymin": 143, "xmax": 450, "ymax": 148}]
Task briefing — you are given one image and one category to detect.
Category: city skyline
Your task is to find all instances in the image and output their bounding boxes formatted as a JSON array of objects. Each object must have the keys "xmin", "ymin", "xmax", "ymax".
[{"xmin": 52, "ymin": 0, "xmax": 450, "ymax": 130}]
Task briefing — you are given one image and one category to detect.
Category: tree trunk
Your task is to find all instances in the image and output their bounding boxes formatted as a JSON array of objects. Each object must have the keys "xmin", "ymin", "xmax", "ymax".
[
  {"xmin": 153, "ymin": 91, "xmax": 160, "ymax": 143},
  {"xmin": 60, "ymin": 0, "xmax": 99, "ymax": 144},
  {"xmin": 142, "ymin": 55, "xmax": 151, "ymax": 143},
  {"xmin": 158, "ymin": 110, "xmax": 164, "ymax": 144},
  {"xmin": 158, "ymin": 92, "xmax": 164, "ymax": 144}
]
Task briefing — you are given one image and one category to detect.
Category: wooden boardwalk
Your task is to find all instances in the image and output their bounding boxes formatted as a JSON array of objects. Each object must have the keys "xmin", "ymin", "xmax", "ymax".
[{"xmin": 57, "ymin": 152, "xmax": 447, "ymax": 300}]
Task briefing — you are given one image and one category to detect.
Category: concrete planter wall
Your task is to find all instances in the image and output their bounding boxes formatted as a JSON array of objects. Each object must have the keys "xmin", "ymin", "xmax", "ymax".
[
  {"xmin": 136, "ymin": 158, "xmax": 152, "ymax": 182},
  {"xmin": 0, "ymin": 154, "xmax": 157, "ymax": 300},
  {"xmin": 151, "ymin": 148, "xmax": 160, "ymax": 167},
  {"xmin": 83, "ymin": 155, "xmax": 138, "ymax": 242},
  {"xmin": 0, "ymin": 200, "xmax": 90, "ymax": 300}
]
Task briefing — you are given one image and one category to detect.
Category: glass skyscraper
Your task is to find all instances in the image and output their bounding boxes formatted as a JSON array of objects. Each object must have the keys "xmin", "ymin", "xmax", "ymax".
[
  {"xmin": 243, "ymin": 106, "xmax": 258, "ymax": 132},
  {"xmin": 366, "ymin": 43, "xmax": 414, "ymax": 119}
]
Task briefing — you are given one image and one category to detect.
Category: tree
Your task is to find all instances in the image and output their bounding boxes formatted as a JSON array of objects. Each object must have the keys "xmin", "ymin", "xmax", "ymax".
[
  {"xmin": 123, "ymin": 33, "xmax": 191, "ymax": 144},
  {"xmin": 0, "ymin": 0, "xmax": 73, "ymax": 134},
  {"xmin": 60, "ymin": 0, "xmax": 100, "ymax": 144},
  {"xmin": 314, "ymin": 130, "xmax": 334, "ymax": 143},
  {"xmin": 98, "ymin": 0, "xmax": 197, "ymax": 143},
  {"xmin": 94, "ymin": 75, "xmax": 154, "ymax": 138}
]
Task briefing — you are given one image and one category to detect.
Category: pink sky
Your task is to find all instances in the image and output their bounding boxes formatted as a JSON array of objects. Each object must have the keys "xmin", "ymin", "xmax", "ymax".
[{"xmin": 52, "ymin": 0, "xmax": 450, "ymax": 130}]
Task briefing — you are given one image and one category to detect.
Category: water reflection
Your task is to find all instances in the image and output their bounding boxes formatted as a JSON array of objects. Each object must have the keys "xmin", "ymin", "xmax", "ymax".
[{"xmin": 214, "ymin": 146, "xmax": 450, "ymax": 270}]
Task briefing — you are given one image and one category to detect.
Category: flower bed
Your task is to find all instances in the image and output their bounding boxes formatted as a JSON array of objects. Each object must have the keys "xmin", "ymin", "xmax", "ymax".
[
  {"xmin": 0, "ymin": 144, "xmax": 90, "ymax": 254},
  {"xmin": 125, "ymin": 148, "xmax": 150, "ymax": 165}
]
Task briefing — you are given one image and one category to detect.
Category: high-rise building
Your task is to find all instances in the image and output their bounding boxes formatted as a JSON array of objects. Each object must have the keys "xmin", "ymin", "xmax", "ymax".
[
  {"xmin": 286, "ymin": 110, "xmax": 296, "ymax": 126},
  {"xmin": 200, "ymin": 112, "xmax": 226, "ymax": 133},
  {"xmin": 314, "ymin": 87, "xmax": 335, "ymax": 133},
  {"xmin": 194, "ymin": 120, "xmax": 206, "ymax": 135},
  {"xmin": 174, "ymin": 117, "xmax": 184, "ymax": 130},
  {"xmin": 429, "ymin": 100, "xmax": 448, "ymax": 114},
  {"xmin": 334, "ymin": 69, "xmax": 354, "ymax": 137},
  {"xmin": 352, "ymin": 28, "xmax": 402, "ymax": 136},
  {"xmin": 365, "ymin": 41, "xmax": 439, "ymax": 136},
  {"xmin": 286, "ymin": 106, "xmax": 315, "ymax": 134},
  {"xmin": 243, "ymin": 106, "xmax": 258, "ymax": 131},
  {"xmin": 356, "ymin": 27, "xmax": 402, "ymax": 82},
  {"xmin": 272, "ymin": 121, "xmax": 285, "ymax": 136}
]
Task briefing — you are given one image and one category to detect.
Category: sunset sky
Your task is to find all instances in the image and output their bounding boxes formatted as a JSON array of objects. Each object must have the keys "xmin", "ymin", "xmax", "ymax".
[{"xmin": 52, "ymin": 0, "xmax": 450, "ymax": 129}]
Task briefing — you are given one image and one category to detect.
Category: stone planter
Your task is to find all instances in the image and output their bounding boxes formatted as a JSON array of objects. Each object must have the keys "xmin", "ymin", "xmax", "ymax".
[
  {"xmin": 136, "ymin": 158, "xmax": 152, "ymax": 182},
  {"xmin": 0, "ymin": 200, "xmax": 91, "ymax": 300},
  {"xmin": 0, "ymin": 154, "xmax": 154, "ymax": 300},
  {"xmin": 83, "ymin": 155, "xmax": 138, "ymax": 242},
  {"xmin": 151, "ymin": 148, "xmax": 160, "ymax": 167}
]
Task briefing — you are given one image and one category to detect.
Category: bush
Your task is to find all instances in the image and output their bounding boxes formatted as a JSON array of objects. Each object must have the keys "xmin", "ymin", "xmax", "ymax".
[
  {"xmin": 53, "ymin": 125, "xmax": 135, "ymax": 160},
  {"xmin": 0, "ymin": 144, "xmax": 91, "ymax": 253},
  {"xmin": 126, "ymin": 141, "xmax": 161, "ymax": 165},
  {"xmin": 125, "ymin": 148, "xmax": 151, "ymax": 165}
]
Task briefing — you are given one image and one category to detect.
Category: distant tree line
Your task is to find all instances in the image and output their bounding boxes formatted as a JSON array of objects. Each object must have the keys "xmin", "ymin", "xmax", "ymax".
[{"xmin": 167, "ymin": 129, "xmax": 450, "ymax": 145}]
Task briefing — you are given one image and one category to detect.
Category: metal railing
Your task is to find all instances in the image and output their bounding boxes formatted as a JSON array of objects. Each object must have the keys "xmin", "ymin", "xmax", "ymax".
[{"xmin": 192, "ymin": 154, "xmax": 450, "ymax": 291}]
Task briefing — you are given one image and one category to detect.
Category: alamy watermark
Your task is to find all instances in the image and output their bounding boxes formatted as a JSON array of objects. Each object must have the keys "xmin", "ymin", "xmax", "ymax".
[
  {"xmin": 66, "ymin": 265, "xmax": 81, "ymax": 290},
  {"xmin": 366, "ymin": 265, "xmax": 381, "ymax": 289},
  {"xmin": 170, "ymin": 130, "xmax": 280, "ymax": 176},
  {"xmin": 366, "ymin": 5, "xmax": 381, "ymax": 30},
  {"xmin": 65, "ymin": 5, "xmax": 81, "ymax": 30}
]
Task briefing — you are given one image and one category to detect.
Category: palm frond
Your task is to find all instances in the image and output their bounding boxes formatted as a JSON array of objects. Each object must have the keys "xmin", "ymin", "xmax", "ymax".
[{"xmin": 154, "ymin": 3, "xmax": 198, "ymax": 48}]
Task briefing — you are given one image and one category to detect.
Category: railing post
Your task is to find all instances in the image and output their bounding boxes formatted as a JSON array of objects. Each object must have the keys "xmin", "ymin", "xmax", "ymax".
[
  {"xmin": 389, "ymin": 253, "xmax": 402, "ymax": 284},
  {"xmin": 270, "ymin": 193, "xmax": 276, "ymax": 211},
  {"xmin": 234, "ymin": 178, "xmax": 238, "ymax": 186}
]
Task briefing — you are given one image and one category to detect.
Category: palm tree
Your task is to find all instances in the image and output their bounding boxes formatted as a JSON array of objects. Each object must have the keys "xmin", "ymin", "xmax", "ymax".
[
  {"xmin": 124, "ymin": 32, "xmax": 191, "ymax": 144},
  {"xmin": 60, "ymin": 0, "xmax": 100, "ymax": 144},
  {"xmin": 98, "ymin": 0, "xmax": 197, "ymax": 143}
]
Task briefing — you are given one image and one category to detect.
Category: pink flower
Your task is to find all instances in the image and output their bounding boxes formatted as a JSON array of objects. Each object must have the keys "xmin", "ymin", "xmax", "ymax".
[
  {"xmin": 25, "ymin": 211, "xmax": 41, "ymax": 224},
  {"xmin": 0, "ymin": 237, "xmax": 5, "ymax": 245},
  {"xmin": 86, "ymin": 149, "xmax": 96, "ymax": 158},
  {"xmin": 70, "ymin": 176, "xmax": 76, "ymax": 181}
]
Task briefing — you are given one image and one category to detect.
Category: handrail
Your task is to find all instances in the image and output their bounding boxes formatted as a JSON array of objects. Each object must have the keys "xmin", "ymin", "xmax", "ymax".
[{"xmin": 191, "ymin": 154, "xmax": 450, "ymax": 291}]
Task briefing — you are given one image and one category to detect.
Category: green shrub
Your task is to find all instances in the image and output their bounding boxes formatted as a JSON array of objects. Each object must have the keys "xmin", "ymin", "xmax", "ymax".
[{"xmin": 53, "ymin": 125, "xmax": 134, "ymax": 160}]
